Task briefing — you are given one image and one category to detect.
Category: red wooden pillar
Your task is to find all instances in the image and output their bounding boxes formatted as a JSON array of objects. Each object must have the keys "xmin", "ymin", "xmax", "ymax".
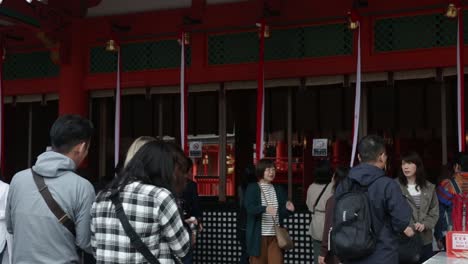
[{"xmin": 58, "ymin": 20, "xmax": 88, "ymax": 117}]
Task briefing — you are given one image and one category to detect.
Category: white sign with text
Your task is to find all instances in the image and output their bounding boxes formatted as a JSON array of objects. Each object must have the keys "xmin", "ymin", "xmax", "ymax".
[
  {"xmin": 312, "ymin": 139, "xmax": 328, "ymax": 157},
  {"xmin": 189, "ymin": 141, "xmax": 203, "ymax": 158}
]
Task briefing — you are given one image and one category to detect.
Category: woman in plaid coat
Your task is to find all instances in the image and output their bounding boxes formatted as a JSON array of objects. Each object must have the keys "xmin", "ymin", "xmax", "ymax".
[{"xmin": 91, "ymin": 140, "xmax": 190, "ymax": 264}]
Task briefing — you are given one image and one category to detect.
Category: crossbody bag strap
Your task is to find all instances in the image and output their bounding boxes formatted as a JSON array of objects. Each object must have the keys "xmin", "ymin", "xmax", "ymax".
[
  {"xmin": 258, "ymin": 183, "xmax": 279, "ymax": 226},
  {"xmin": 312, "ymin": 183, "xmax": 329, "ymax": 214},
  {"xmin": 110, "ymin": 192, "xmax": 183, "ymax": 264},
  {"xmin": 31, "ymin": 168, "xmax": 76, "ymax": 237},
  {"xmin": 110, "ymin": 193, "xmax": 161, "ymax": 264}
]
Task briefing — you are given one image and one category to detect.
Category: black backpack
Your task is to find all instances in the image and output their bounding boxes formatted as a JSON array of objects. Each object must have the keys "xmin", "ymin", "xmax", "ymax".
[{"xmin": 331, "ymin": 176, "xmax": 383, "ymax": 261}]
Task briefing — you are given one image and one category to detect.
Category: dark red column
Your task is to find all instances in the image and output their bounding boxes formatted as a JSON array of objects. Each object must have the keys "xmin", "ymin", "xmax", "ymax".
[{"xmin": 59, "ymin": 20, "xmax": 88, "ymax": 117}]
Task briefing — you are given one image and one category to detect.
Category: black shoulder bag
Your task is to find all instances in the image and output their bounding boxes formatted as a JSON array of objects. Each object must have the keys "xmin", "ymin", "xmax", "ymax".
[
  {"xmin": 31, "ymin": 168, "xmax": 76, "ymax": 236},
  {"xmin": 109, "ymin": 191, "xmax": 183, "ymax": 264}
]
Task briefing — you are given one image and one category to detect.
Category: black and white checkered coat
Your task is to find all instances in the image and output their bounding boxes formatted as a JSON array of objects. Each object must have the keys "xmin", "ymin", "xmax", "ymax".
[{"xmin": 91, "ymin": 182, "xmax": 190, "ymax": 263}]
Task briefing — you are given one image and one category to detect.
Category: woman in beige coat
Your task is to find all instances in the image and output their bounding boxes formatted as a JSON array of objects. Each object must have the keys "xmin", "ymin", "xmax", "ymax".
[
  {"xmin": 397, "ymin": 152, "xmax": 439, "ymax": 263},
  {"xmin": 306, "ymin": 160, "xmax": 334, "ymax": 264}
]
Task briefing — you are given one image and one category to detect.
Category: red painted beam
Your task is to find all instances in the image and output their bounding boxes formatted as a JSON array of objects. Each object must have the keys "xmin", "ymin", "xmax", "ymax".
[
  {"xmin": 84, "ymin": 54, "xmax": 356, "ymax": 90},
  {"xmin": 4, "ymin": 78, "xmax": 58, "ymax": 96}
]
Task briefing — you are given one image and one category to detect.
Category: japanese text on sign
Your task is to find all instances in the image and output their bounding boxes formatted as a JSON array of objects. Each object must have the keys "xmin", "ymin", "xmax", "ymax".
[{"xmin": 453, "ymin": 234, "xmax": 468, "ymax": 250}]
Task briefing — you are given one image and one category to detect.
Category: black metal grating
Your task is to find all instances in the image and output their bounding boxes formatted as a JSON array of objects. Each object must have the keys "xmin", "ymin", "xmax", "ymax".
[
  {"xmin": 4, "ymin": 51, "xmax": 59, "ymax": 80},
  {"xmin": 90, "ymin": 40, "xmax": 191, "ymax": 73},
  {"xmin": 208, "ymin": 31, "xmax": 259, "ymax": 65},
  {"xmin": 208, "ymin": 23, "xmax": 352, "ymax": 65},
  {"xmin": 194, "ymin": 209, "xmax": 314, "ymax": 263},
  {"xmin": 373, "ymin": 12, "xmax": 468, "ymax": 52}
]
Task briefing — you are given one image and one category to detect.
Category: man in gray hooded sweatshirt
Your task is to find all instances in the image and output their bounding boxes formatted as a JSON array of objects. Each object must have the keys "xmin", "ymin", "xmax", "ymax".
[{"xmin": 6, "ymin": 114, "xmax": 95, "ymax": 264}]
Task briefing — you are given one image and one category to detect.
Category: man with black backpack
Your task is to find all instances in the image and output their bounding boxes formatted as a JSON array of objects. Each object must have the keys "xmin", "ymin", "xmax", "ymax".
[{"xmin": 332, "ymin": 135, "xmax": 412, "ymax": 263}]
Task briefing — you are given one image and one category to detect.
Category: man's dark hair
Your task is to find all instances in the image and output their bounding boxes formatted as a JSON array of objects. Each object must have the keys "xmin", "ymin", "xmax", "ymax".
[
  {"xmin": 50, "ymin": 115, "xmax": 94, "ymax": 154},
  {"xmin": 357, "ymin": 135, "xmax": 386, "ymax": 163}
]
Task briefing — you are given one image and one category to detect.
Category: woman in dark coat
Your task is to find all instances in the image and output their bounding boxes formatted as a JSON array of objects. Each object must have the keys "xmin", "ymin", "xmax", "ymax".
[{"xmin": 244, "ymin": 159, "xmax": 295, "ymax": 264}]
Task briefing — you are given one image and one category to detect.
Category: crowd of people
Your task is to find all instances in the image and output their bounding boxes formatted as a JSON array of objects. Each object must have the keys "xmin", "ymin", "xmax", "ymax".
[
  {"xmin": 1, "ymin": 115, "xmax": 202, "ymax": 264},
  {"xmin": 238, "ymin": 134, "xmax": 468, "ymax": 264},
  {"xmin": 304, "ymin": 136, "xmax": 468, "ymax": 264},
  {"xmin": 0, "ymin": 115, "xmax": 467, "ymax": 264}
]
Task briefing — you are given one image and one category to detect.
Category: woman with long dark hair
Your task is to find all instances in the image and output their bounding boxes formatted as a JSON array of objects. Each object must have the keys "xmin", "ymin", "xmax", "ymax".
[
  {"xmin": 91, "ymin": 140, "xmax": 190, "ymax": 263},
  {"xmin": 396, "ymin": 152, "xmax": 439, "ymax": 263}
]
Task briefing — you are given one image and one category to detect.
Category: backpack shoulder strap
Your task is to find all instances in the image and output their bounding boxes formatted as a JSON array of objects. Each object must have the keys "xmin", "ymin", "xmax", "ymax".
[
  {"xmin": 360, "ymin": 175, "xmax": 385, "ymax": 234},
  {"xmin": 450, "ymin": 177, "xmax": 462, "ymax": 194},
  {"xmin": 31, "ymin": 168, "xmax": 76, "ymax": 237}
]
